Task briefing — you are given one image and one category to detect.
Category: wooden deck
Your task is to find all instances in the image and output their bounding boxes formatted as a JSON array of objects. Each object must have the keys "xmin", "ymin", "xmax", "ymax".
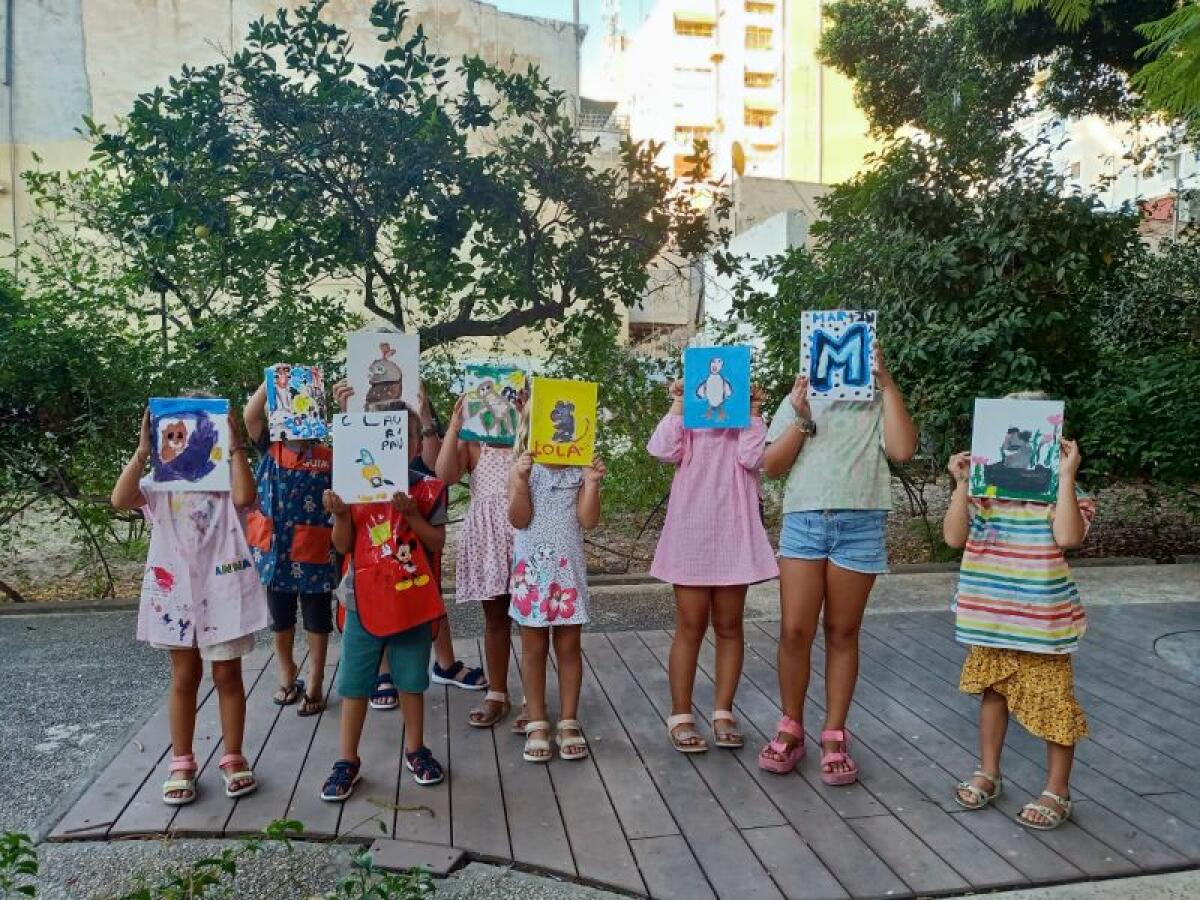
[{"xmin": 49, "ymin": 603, "xmax": 1200, "ymax": 899}]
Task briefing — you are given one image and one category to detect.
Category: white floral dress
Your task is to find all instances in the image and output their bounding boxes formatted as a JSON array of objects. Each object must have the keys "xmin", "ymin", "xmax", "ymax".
[{"xmin": 509, "ymin": 465, "xmax": 590, "ymax": 627}]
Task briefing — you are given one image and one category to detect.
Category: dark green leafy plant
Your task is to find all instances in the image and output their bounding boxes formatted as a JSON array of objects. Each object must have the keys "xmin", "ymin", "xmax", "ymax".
[{"xmin": 0, "ymin": 832, "xmax": 37, "ymax": 898}]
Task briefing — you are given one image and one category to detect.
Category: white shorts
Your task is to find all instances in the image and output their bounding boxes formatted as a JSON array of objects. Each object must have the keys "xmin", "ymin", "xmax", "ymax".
[{"xmin": 151, "ymin": 633, "xmax": 256, "ymax": 661}]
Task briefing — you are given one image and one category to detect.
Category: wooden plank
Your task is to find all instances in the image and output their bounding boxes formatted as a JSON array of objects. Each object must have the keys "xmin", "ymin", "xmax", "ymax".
[
  {"xmin": 847, "ymin": 815, "xmax": 970, "ymax": 895},
  {"xmin": 285, "ymin": 662, "xmax": 349, "ymax": 840},
  {"xmin": 1066, "ymin": 800, "xmax": 1187, "ymax": 871},
  {"xmin": 950, "ymin": 807, "xmax": 1084, "ymax": 882},
  {"xmin": 586, "ymin": 633, "xmax": 785, "ymax": 899},
  {"xmin": 393, "ymin": 683, "xmax": 451, "ymax": 846},
  {"xmin": 338, "ymin": 685, "xmax": 407, "ymax": 841},
  {"xmin": 629, "ymin": 835, "xmax": 717, "ymax": 900},
  {"xmin": 741, "ymin": 826, "xmax": 849, "ymax": 900}
]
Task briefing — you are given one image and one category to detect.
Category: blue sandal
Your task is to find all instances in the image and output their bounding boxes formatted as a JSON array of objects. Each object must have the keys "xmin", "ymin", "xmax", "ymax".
[
  {"xmin": 369, "ymin": 674, "xmax": 399, "ymax": 710},
  {"xmin": 320, "ymin": 759, "xmax": 361, "ymax": 802},
  {"xmin": 405, "ymin": 746, "xmax": 445, "ymax": 786},
  {"xmin": 431, "ymin": 659, "xmax": 488, "ymax": 691}
]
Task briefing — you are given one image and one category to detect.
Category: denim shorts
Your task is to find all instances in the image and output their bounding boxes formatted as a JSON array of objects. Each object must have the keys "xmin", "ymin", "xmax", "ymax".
[{"xmin": 779, "ymin": 510, "xmax": 889, "ymax": 575}]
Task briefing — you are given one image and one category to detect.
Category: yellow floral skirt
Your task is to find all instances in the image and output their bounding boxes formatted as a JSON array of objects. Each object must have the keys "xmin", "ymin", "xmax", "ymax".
[{"xmin": 959, "ymin": 645, "xmax": 1089, "ymax": 746}]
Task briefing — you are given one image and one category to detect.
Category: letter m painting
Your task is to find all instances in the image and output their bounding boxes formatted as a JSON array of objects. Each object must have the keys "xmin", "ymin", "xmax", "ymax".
[{"xmin": 800, "ymin": 310, "xmax": 877, "ymax": 401}]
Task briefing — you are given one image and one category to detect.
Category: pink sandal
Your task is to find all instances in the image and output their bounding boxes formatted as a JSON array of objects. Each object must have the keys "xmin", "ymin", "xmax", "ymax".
[
  {"xmin": 758, "ymin": 716, "xmax": 805, "ymax": 774},
  {"xmin": 819, "ymin": 729, "xmax": 859, "ymax": 786}
]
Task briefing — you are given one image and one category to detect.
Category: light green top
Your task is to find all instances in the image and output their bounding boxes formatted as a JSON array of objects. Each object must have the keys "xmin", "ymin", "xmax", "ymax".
[{"xmin": 766, "ymin": 397, "xmax": 893, "ymax": 512}]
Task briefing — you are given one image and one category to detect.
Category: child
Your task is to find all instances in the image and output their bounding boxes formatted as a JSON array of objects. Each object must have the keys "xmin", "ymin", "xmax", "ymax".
[
  {"xmin": 320, "ymin": 410, "xmax": 448, "ymax": 800},
  {"xmin": 945, "ymin": 403, "xmax": 1092, "ymax": 831},
  {"xmin": 438, "ymin": 389, "xmax": 524, "ymax": 730},
  {"xmin": 507, "ymin": 416, "xmax": 605, "ymax": 763},
  {"xmin": 330, "ymin": 380, "xmax": 484, "ymax": 709},
  {"xmin": 112, "ymin": 402, "xmax": 267, "ymax": 806},
  {"xmin": 244, "ymin": 380, "xmax": 336, "ymax": 717},
  {"xmin": 648, "ymin": 379, "xmax": 778, "ymax": 753},
  {"xmin": 758, "ymin": 344, "xmax": 917, "ymax": 782}
]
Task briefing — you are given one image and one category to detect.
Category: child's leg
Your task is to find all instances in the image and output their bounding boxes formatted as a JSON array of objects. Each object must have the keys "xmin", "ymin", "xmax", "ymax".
[
  {"xmin": 211, "ymin": 657, "xmax": 253, "ymax": 792},
  {"xmin": 340, "ymin": 698, "xmax": 368, "ymax": 763},
  {"xmin": 711, "ymin": 585, "xmax": 747, "ymax": 745},
  {"xmin": 764, "ymin": 559, "xmax": 823, "ymax": 762},
  {"xmin": 668, "ymin": 587, "xmax": 711, "ymax": 742},
  {"xmin": 520, "ymin": 625, "xmax": 552, "ymax": 760},
  {"xmin": 553, "ymin": 625, "xmax": 586, "ymax": 759},
  {"xmin": 433, "ymin": 615, "xmax": 457, "ymax": 670},
  {"xmin": 168, "ymin": 648, "xmax": 203, "ymax": 758},
  {"xmin": 298, "ymin": 593, "xmax": 332, "ymax": 709},
  {"xmin": 958, "ymin": 688, "xmax": 1008, "ymax": 804},
  {"xmin": 821, "ymin": 562, "xmax": 876, "ymax": 774},
  {"xmin": 267, "ymin": 591, "xmax": 301, "ymax": 704},
  {"xmin": 470, "ymin": 597, "xmax": 513, "ymax": 725},
  {"xmin": 1020, "ymin": 741, "xmax": 1075, "ymax": 826},
  {"xmin": 400, "ymin": 692, "xmax": 425, "ymax": 754}
]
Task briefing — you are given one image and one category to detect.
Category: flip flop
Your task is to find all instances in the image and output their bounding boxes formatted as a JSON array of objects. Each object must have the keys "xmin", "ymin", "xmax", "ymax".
[
  {"xmin": 297, "ymin": 693, "xmax": 325, "ymax": 717},
  {"xmin": 273, "ymin": 677, "xmax": 304, "ymax": 707}
]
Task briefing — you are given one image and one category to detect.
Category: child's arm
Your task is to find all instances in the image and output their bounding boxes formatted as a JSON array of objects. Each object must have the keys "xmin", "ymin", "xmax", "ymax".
[
  {"xmin": 1052, "ymin": 439, "xmax": 1086, "ymax": 549},
  {"xmin": 243, "ymin": 383, "xmax": 268, "ymax": 447},
  {"xmin": 646, "ymin": 381, "xmax": 685, "ymax": 464},
  {"xmin": 943, "ymin": 451, "xmax": 972, "ymax": 548},
  {"xmin": 762, "ymin": 376, "xmax": 811, "ymax": 478},
  {"xmin": 508, "ymin": 451, "xmax": 534, "ymax": 529},
  {"xmin": 874, "ymin": 343, "xmax": 918, "ymax": 463},
  {"xmin": 577, "ymin": 456, "xmax": 606, "ymax": 530},
  {"xmin": 111, "ymin": 409, "xmax": 152, "ymax": 511},
  {"xmin": 737, "ymin": 384, "xmax": 768, "ymax": 470},
  {"xmin": 435, "ymin": 394, "xmax": 471, "ymax": 484},
  {"xmin": 324, "ymin": 491, "xmax": 354, "ymax": 554},
  {"xmin": 393, "ymin": 491, "xmax": 446, "ymax": 554},
  {"xmin": 417, "ymin": 381, "xmax": 442, "ymax": 473},
  {"xmin": 229, "ymin": 413, "xmax": 257, "ymax": 509}
]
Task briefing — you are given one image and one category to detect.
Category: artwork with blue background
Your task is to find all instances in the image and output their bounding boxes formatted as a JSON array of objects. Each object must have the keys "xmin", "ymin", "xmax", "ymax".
[
  {"xmin": 265, "ymin": 364, "xmax": 329, "ymax": 441},
  {"xmin": 683, "ymin": 345, "xmax": 751, "ymax": 429},
  {"xmin": 148, "ymin": 397, "xmax": 231, "ymax": 492},
  {"xmin": 800, "ymin": 310, "xmax": 876, "ymax": 401}
]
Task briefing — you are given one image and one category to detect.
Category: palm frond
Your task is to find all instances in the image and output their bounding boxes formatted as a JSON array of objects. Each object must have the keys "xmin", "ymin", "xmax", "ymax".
[
  {"xmin": 1005, "ymin": 0, "xmax": 1095, "ymax": 32},
  {"xmin": 1133, "ymin": 3, "xmax": 1200, "ymax": 118}
]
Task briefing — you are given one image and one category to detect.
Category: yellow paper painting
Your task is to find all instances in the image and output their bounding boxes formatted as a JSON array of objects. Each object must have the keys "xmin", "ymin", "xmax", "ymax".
[{"xmin": 529, "ymin": 377, "xmax": 598, "ymax": 467}]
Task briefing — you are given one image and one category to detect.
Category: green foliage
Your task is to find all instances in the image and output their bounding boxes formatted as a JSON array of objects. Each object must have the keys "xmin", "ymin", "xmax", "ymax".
[
  {"xmin": 0, "ymin": 832, "xmax": 37, "ymax": 898},
  {"xmin": 324, "ymin": 852, "xmax": 434, "ymax": 900},
  {"xmin": 1134, "ymin": 3, "xmax": 1200, "ymax": 122}
]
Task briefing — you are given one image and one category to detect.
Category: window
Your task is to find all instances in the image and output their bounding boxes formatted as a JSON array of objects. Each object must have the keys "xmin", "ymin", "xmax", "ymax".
[
  {"xmin": 744, "ymin": 107, "xmax": 776, "ymax": 127},
  {"xmin": 744, "ymin": 70, "xmax": 775, "ymax": 88},
  {"xmin": 674, "ymin": 17, "xmax": 715, "ymax": 38},
  {"xmin": 1068, "ymin": 161, "xmax": 1081, "ymax": 180},
  {"xmin": 674, "ymin": 124, "xmax": 715, "ymax": 144},
  {"xmin": 745, "ymin": 26, "xmax": 773, "ymax": 50},
  {"xmin": 745, "ymin": 1, "xmax": 776, "ymax": 12},
  {"xmin": 1164, "ymin": 153, "xmax": 1182, "ymax": 181}
]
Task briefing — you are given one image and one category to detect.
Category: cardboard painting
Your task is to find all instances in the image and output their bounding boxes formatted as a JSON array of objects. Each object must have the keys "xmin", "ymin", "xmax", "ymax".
[
  {"xmin": 460, "ymin": 364, "xmax": 527, "ymax": 445},
  {"xmin": 346, "ymin": 330, "xmax": 419, "ymax": 413},
  {"xmin": 265, "ymin": 364, "xmax": 329, "ymax": 441},
  {"xmin": 683, "ymin": 345, "xmax": 751, "ymax": 429},
  {"xmin": 529, "ymin": 377, "xmax": 597, "ymax": 466},
  {"xmin": 332, "ymin": 411, "xmax": 410, "ymax": 504},
  {"xmin": 148, "ymin": 397, "xmax": 232, "ymax": 492},
  {"xmin": 800, "ymin": 310, "xmax": 876, "ymax": 401},
  {"xmin": 969, "ymin": 398, "xmax": 1065, "ymax": 503}
]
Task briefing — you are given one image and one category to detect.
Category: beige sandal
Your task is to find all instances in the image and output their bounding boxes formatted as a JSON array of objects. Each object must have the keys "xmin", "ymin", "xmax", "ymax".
[
  {"xmin": 468, "ymin": 691, "xmax": 511, "ymax": 729},
  {"xmin": 162, "ymin": 753, "xmax": 197, "ymax": 806},
  {"xmin": 1018, "ymin": 791, "xmax": 1072, "ymax": 830},
  {"xmin": 955, "ymin": 770, "xmax": 1003, "ymax": 810},
  {"xmin": 712, "ymin": 710, "xmax": 745, "ymax": 749},
  {"xmin": 556, "ymin": 719, "xmax": 589, "ymax": 761},
  {"xmin": 511, "ymin": 700, "xmax": 530, "ymax": 735},
  {"xmin": 667, "ymin": 713, "xmax": 708, "ymax": 754},
  {"xmin": 523, "ymin": 720, "xmax": 553, "ymax": 763}
]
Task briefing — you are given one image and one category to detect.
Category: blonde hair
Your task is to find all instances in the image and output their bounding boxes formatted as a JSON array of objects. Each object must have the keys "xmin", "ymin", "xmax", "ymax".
[
  {"xmin": 512, "ymin": 404, "xmax": 532, "ymax": 457},
  {"xmin": 1004, "ymin": 390, "xmax": 1051, "ymax": 401}
]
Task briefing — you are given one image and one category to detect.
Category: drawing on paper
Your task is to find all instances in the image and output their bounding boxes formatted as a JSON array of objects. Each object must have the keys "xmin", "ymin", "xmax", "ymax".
[
  {"xmin": 346, "ymin": 330, "xmax": 419, "ymax": 413},
  {"xmin": 529, "ymin": 377, "xmax": 597, "ymax": 466},
  {"xmin": 332, "ymin": 411, "xmax": 410, "ymax": 504},
  {"xmin": 800, "ymin": 310, "xmax": 877, "ymax": 401},
  {"xmin": 265, "ymin": 364, "xmax": 328, "ymax": 441},
  {"xmin": 683, "ymin": 345, "xmax": 751, "ymax": 429},
  {"xmin": 148, "ymin": 397, "xmax": 232, "ymax": 492},
  {"xmin": 969, "ymin": 398, "xmax": 1065, "ymax": 503},
  {"xmin": 460, "ymin": 364, "xmax": 527, "ymax": 445}
]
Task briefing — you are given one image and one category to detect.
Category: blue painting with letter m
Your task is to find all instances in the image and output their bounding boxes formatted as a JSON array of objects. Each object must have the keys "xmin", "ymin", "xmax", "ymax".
[{"xmin": 800, "ymin": 310, "xmax": 877, "ymax": 402}]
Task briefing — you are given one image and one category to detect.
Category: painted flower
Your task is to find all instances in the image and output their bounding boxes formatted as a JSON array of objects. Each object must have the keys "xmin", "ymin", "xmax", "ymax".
[
  {"xmin": 1040, "ymin": 433, "xmax": 1055, "ymax": 445},
  {"xmin": 970, "ymin": 455, "xmax": 987, "ymax": 466},
  {"xmin": 511, "ymin": 561, "xmax": 539, "ymax": 617},
  {"xmin": 1047, "ymin": 413, "xmax": 1064, "ymax": 426},
  {"xmin": 540, "ymin": 582, "xmax": 578, "ymax": 622}
]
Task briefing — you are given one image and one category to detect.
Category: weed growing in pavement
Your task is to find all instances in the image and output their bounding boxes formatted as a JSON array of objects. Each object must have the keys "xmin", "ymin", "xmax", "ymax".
[{"xmin": 0, "ymin": 832, "xmax": 37, "ymax": 898}]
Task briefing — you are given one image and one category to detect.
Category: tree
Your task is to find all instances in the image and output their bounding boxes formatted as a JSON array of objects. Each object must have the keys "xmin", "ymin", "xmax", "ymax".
[{"xmin": 38, "ymin": 0, "xmax": 724, "ymax": 352}]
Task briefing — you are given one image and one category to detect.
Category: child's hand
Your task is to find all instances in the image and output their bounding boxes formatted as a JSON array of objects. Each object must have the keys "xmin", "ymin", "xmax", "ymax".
[
  {"xmin": 449, "ymin": 394, "xmax": 466, "ymax": 433},
  {"xmin": 392, "ymin": 491, "xmax": 422, "ymax": 519},
  {"xmin": 137, "ymin": 408, "xmax": 153, "ymax": 459},
  {"xmin": 947, "ymin": 451, "xmax": 971, "ymax": 485},
  {"xmin": 873, "ymin": 342, "xmax": 895, "ymax": 390},
  {"xmin": 667, "ymin": 379, "xmax": 683, "ymax": 401},
  {"xmin": 323, "ymin": 490, "xmax": 348, "ymax": 516},
  {"xmin": 1059, "ymin": 438, "xmax": 1082, "ymax": 480},
  {"xmin": 418, "ymin": 381, "xmax": 435, "ymax": 425},
  {"xmin": 514, "ymin": 451, "xmax": 534, "ymax": 481},
  {"xmin": 750, "ymin": 383, "xmax": 765, "ymax": 416},
  {"xmin": 332, "ymin": 379, "xmax": 354, "ymax": 413},
  {"xmin": 584, "ymin": 456, "xmax": 607, "ymax": 484},
  {"xmin": 788, "ymin": 376, "xmax": 812, "ymax": 420}
]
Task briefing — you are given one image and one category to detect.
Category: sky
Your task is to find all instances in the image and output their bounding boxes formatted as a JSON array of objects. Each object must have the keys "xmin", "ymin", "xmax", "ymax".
[{"xmin": 492, "ymin": 0, "xmax": 654, "ymax": 98}]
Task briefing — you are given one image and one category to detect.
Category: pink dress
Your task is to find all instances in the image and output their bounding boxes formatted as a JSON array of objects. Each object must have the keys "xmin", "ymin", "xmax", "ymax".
[
  {"xmin": 647, "ymin": 414, "xmax": 779, "ymax": 586},
  {"xmin": 455, "ymin": 444, "xmax": 517, "ymax": 603}
]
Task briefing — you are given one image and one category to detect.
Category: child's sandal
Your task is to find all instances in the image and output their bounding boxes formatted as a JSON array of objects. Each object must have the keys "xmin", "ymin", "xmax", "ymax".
[
  {"xmin": 523, "ymin": 720, "xmax": 553, "ymax": 763},
  {"xmin": 511, "ymin": 700, "xmax": 530, "ymax": 735},
  {"xmin": 556, "ymin": 719, "xmax": 589, "ymax": 761},
  {"xmin": 954, "ymin": 770, "xmax": 1003, "ymax": 810},
  {"xmin": 758, "ymin": 716, "xmax": 804, "ymax": 774},
  {"xmin": 162, "ymin": 753, "xmax": 197, "ymax": 806},
  {"xmin": 1018, "ymin": 791, "xmax": 1072, "ymax": 831},
  {"xmin": 219, "ymin": 753, "xmax": 258, "ymax": 799},
  {"xmin": 369, "ymin": 674, "xmax": 399, "ymax": 710},
  {"xmin": 320, "ymin": 758, "xmax": 361, "ymax": 802},
  {"xmin": 667, "ymin": 713, "xmax": 708, "ymax": 754},
  {"xmin": 405, "ymin": 746, "xmax": 445, "ymax": 786},
  {"xmin": 819, "ymin": 728, "xmax": 859, "ymax": 786},
  {"xmin": 712, "ymin": 710, "xmax": 745, "ymax": 749},
  {"xmin": 468, "ymin": 691, "xmax": 511, "ymax": 728}
]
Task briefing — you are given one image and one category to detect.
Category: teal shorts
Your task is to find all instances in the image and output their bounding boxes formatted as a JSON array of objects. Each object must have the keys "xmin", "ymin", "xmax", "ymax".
[{"xmin": 339, "ymin": 610, "xmax": 433, "ymax": 698}]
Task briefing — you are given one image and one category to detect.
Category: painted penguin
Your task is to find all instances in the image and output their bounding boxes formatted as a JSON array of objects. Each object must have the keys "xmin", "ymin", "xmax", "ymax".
[
  {"xmin": 696, "ymin": 357, "xmax": 733, "ymax": 420},
  {"xmin": 357, "ymin": 449, "xmax": 394, "ymax": 489}
]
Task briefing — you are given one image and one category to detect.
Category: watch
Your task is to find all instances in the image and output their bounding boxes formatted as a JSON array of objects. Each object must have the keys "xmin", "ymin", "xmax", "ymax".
[
  {"xmin": 794, "ymin": 417, "xmax": 817, "ymax": 437},
  {"xmin": 420, "ymin": 424, "xmax": 439, "ymax": 438}
]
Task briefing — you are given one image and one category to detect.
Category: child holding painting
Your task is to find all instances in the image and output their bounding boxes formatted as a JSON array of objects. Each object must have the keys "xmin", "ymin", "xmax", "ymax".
[
  {"xmin": 507, "ymin": 413, "xmax": 605, "ymax": 763},
  {"xmin": 946, "ymin": 394, "xmax": 1093, "ymax": 831},
  {"xmin": 648, "ymin": 379, "xmax": 778, "ymax": 753},
  {"xmin": 758, "ymin": 345, "xmax": 917, "ymax": 782},
  {"xmin": 320, "ymin": 410, "xmax": 448, "ymax": 800},
  {"xmin": 112, "ymin": 401, "xmax": 267, "ymax": 806},
  {"xmin": 244, "ymin": 380, "xmax": 336, "ymax": 717}
]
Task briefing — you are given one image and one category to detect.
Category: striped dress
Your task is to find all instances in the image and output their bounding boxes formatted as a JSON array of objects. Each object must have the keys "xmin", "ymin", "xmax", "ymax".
[{"xmin": 953, "ymin": 493, "xmax": 1096, "ymax": 654}]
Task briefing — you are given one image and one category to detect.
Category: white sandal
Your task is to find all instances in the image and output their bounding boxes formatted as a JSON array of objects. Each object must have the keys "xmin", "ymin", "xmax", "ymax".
[
  {"xmin": 954, "ymin": 770, "xmax": 1003, "ymax": 810},
  {"xmin": 712, "ymin": 709, "xmax": 745, "ymax": 749},
  {"xmin": 162, "ymin": 753, "xmax": 197, "ymax": 806},
  {"xmin": 667, "ymin": 713, "xmax": 708, "ymax": 754},
  {"xmin": 523, "ymin": 720, "xmax": 553, "ymax": 763},
  {"xmin": 219, "ymin": 753, "xmax": 258, "ymax": 799},
  {"xmin": 468, "ymin": 690, "xmax": 511, "ymax": 729},
  {"xmin": 1018, "ymin": 790, "xmax": 1072, "ymax": 830},
  {"xmin": 556, "ymin": 719, "xmax": 589, "ymax": 761}
]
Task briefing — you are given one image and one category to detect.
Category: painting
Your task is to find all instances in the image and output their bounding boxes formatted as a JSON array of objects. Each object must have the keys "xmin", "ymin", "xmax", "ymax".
[
  {"xmin": 529, "ymin": 377, "xmax": 597, "ymax": 466},
  {"xmin": 460, "ymin": 364, "xmax": 527, "ymax": 445},
  {"xmin": 682, "ymin": 345, "xmax": 751, "ymax": 429},
  {"xmin": 800, "ymin": 309, "xmax": 877, "ymax": 401},
  {"xmin": 969, "ymin": 398, "xmax": 1065, "ymax": 503},
  {"xmin": 264, "ymin": 364, "xmax": 329, "ymax": 441},
  {"xmin": 148, "ymin": 397, "xmax": 232, "ymax": 492},
  {"xmin": 346, "ymin": 330, "xmax": 420, "ymax": 413},
  {"xmin": 332, "ymin": 411, "xmax": 410, "ymax": 504}
]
